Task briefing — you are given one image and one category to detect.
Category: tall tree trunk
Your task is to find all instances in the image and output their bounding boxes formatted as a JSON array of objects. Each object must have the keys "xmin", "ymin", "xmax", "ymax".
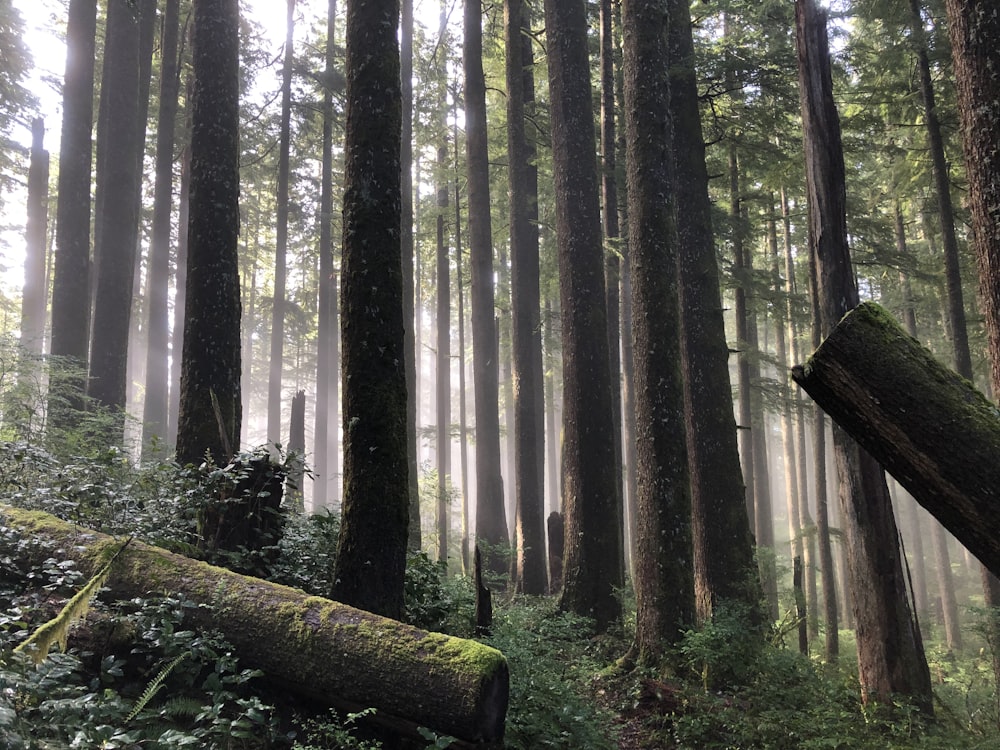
[
  {"xmin": 785, "ymin": 185, "xmax": 838, "ymax": 656},
  {"xmin": 545, "ymin": 0, "xmax": 623, "ymax": 631},
  {"xmin": 466, "ymin": 0, "xmax": 509, "ymax": 569},
  {"xmin": 401, "ymin": 0, "xmax": 421, "ymax": 549},
  {"xmin": 267, "ymin": 0, "xmax": 295, "ymax": 445},
  {"xmin": 794, "ymin": 0, "xmax": 931, "ymax": 712},
  {"xmin": 944, "ymin": 0, "xmax": 1000, "ymax": 696},
  {"xmin": 176, "ymin": 0, "xmax": 242, "ymax": 467},
  {"xmin": 599, "ymin": 0, "xmax": 625, "ymax": 595},
  {"xmin": 89, "ymin": 0, "xmax": 156, "ymax": 421},
  {"xmin": 288, "ymin": 389, "xmax": 306, "ymax": 509},
  {"xmin": 314, "ymin": 0, "xmax": 339, "ymax": 512},
  {"xmin": 621, "ymin": 0, "xmax": 694, "ymax": 659},
  {"xmin": 333, "ymin": 0, "xmax": 407, "ymax": 619},
  {"xmin": 20, "ymin": 117, "xmax": 48, "ymax": 356},
  {"xmin": 143, "ymin": 0, "xmax": 182, "ymax": 458},
  {"xmin": 506, "ymin": 0, "xmax": 546, "ymax": 595},
  {"xmin": 49, "ymin": 0, "xmax": 98, "ymax": 429},
  {"xmin": 668, "ymin": 0, "xmax": 761, "ymax": 624},
  {"xmin": 436, "ymin": 130, "xmax": 451, "ymax": 564},
  {"xmin": 168, "ymin": 138, "xmax": 191, "ymax": 447},
  {"xmin": 456, "ymin": 175, "xmax": 471, "ymax": 575},
  {"xmin": 909, "ymin": 0, "xmax": 972, "ymax": 379}
]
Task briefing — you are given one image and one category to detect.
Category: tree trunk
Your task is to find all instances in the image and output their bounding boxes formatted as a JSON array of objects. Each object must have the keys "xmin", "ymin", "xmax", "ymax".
[
  {"xmin": 142, "ymin": 0, "xmax": 182, "ymax": 458},
  {"xmin": 466, "ymin": 0, "xmax": 509, "ymax": 569},
  {"xmin": 314, "ymin": 0, "xmax": 339, "ymax": 512},
  {"xmin": 506, "ymin": 0, "xmax": 546, "ymax": 595},
  {"xmin": 792, "ymin": 301, "xmax": 1000, "ymax": 580},
  {"xmin": 545, "ymin": 0, "xmax": 623, "ymax": 632},
  {"xmin": 20, "ymin": 117, "xmax": 48, "ymax": 357},
  {"xmin": 176, "ymin": 0, "xmax": 242, "ymax": 468},
  {"xmin": 667, "ymin": 0, "xmax": 761, "ymax": 625},
  {"xmin": 49, "ymin": 0, "xmax": 97, "ymax": 428},
  {"xmin": 266, "ymin": 0, "xmax": 295, "ymax": 445},
  {"xmin": 1, "ymin": 506, "xmax": 508, "ymax": 746},
  {"xmin": 621, "ymin": 0, "xmax": 695, "ymax": 659},
  {"xmin": 599, "ymin": 0, "xmax": 625, "ymax": 598},
  {"xmin": 794, "ymin": 0, "xmax": 931, "ymax": 713},
  {"xmin": 909, "ymin": 0, "xmax": 972, "ymax": 380},
  {"xmin": 334, "ymin": 0, "xmax": 408, "ymax": 620},
  {"xmin": 436, "ymin": 128, "xmax": 451, "ymax": 564},
  {"xmin": 456, "ymin": 181, "xmax": 471, "ymax": 574},
  {"xmin": 168, "ymin": 137, "xmax": 191, "ymax": 447},
  {"xmin": 945, "ymin": 0, "xmax": 1000, "ymax": 695},
  {"xmin": 289, "ymin": 389, "xmax": 306, "ymax": 509},
  {"xmin": 401, "ymin": 0, "xmax": 421, "ymax": 550},
  {"xmin": 89, "ymin": 0, "xmax": 155, "ymax": 420}
]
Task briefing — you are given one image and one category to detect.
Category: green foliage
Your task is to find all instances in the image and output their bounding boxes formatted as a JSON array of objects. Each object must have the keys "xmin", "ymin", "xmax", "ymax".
[
  {"xmin": 403, "ymin": 550, "xmax": 475, "ymax": 635},
  {"xmin": 292, "ymin": 708, "xmax": 382, "ymax": 750},
  {"xmin": 485, "ymin": 599, "xmax": 618, "ymax": 750}
]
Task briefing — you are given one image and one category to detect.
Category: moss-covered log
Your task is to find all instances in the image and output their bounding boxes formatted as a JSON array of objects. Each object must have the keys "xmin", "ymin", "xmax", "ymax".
[
  {"xmin": 791, "ymin": 301, "xmax": 1000, "ymax": 578},
  {"xmin": 0, "ymin": 506, "xmax": 508, "ymax": 746}
]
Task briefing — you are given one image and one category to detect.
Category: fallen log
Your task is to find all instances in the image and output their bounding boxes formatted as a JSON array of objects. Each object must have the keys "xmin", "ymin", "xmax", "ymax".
[
  {"xmin": 0, "ymin": 505, "xmax": 508, "ymax": 746},
  {"xmin": 791, "ymin": 301, "xmax": 1000, "ymax": 578}
]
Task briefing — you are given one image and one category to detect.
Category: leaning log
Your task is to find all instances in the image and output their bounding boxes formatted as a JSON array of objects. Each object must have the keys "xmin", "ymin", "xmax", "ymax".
[
  {"xmin": 791, "ymin": 301, "xmax": 1000, "ymax": 578},
  {"xmin": 0, "ymin": 505, "xmax": 508, "ymax": 746}
]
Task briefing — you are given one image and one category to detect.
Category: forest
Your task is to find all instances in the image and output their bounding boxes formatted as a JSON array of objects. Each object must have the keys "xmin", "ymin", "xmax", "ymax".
[{"xmin": 1, "ymin": 0, "xmax": 1000, "ymax": 746}]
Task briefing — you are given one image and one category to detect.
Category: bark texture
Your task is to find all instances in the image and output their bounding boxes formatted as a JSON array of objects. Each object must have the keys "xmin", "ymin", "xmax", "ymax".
[
  {"xmin": 176, "ymin": 0, "xmax": 242, "ymax": 467},
  {"xmin": 49, "ymin": 0, "xmax": 97, "ymax": 424},
  {"xmin": 622, "ymin": 0, "xmax": 694, "ymax": 657},
  {"xmin": 506, "ymin": 0, "xmax": 546, "ymax": 595},
  {"xmin": 545, "ymin": 0, "xmax": 623, "ymax": 631},
  {"xmin": 334, "ymin": 0, "xmax": 409, "ymax": 619},
  {"xmin": 667, "ymin": 0, "xmax": 762, "ymax": 625},
  {"xmin": 1, "ymin": 506, "xmax": 508, "ymax": 745},
  {"xmin": 20, "ymin": 117, "xmax": 48, "ymax": 356},
  {"xmin": 795, "ymin": 0, "xmax": 931, "ymax": 712},
  {"xmin": 466, "ymin": 0, "xmax": 509, "ymax": 564},
  {"xmin": 792, "ymin": 301, "xmax": 1000, "ymax": 579}
]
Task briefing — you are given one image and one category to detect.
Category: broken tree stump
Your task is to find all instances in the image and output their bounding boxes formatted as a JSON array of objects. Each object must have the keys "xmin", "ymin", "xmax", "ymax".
[
  {"xmin": 0, "ymin": 505, "xmax": 508, "ymax": 745},
  {"xmin": 791, "ymin": 301, "xmax": 1000, "ymax": 578}
]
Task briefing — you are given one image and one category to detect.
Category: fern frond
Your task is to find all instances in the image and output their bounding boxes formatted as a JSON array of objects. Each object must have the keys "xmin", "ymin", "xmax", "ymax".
[
  {"xmin": 14, "ymin": 537, "xmax": 134, "ymax": 664},
  {"xmin": 125, "ymin": 652, "xmax": 188, "ymax": 724},
  {"xmin": 159, "ymin": 695, "xmax": 204, "ymax": 720}
]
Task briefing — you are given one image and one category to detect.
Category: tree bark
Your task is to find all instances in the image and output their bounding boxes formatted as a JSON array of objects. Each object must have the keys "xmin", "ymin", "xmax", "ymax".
[
  {"xmin": 944, "ymin": 0, "xmax": 1000, "ymax": 695},
  {"xmin": 142, "ymin": 0, "xmax": 182, "ymax": 459},
  {"xmin": 176, "ymin": 0, "xmax": 242, "ymax": 467},
  {"xmin": 334, "ymin": 0, "xmax": 408, "ymax": 620},
  {"xmin": 466, "ymin": 0, "xmax": 509, "ymax": 567},
  {"xmin": 436, "ymin": 126, "xmax": 451, "ymax": 564},
  {"xmin": 314, "ymin": 0, "xmax": 339, "ymax": 512},
  {"xmin": 1, "ymin": 506, "xmax": 508, "ymax": 746},
  {"xmin": 20, "ymin": 117, "xmax": 49, "ymax": 357},
  {"xmin": 49, "ymin": 0, "xmax": 97, "ymax": 427},
  {"xmin": 506, "ymin": 0, "xmax": 546, "ymax": 595},
  {"xmin": 792, "ymin": 300, "xmax": 1000, "ymax": 580},
  {"xmin": 795, "ymin": 0, "xmax": 931, "ymax": 713},
  {"xmin": 266, "ymin": 0, "xmax": 295, "ymax": 445},
  {"xmin": 401, "ymin": 0, "xmax": 421, "ymax": 550},
  {"xmin": 545, "ymin": 0, "xmax": 623, "ymax": 631}
]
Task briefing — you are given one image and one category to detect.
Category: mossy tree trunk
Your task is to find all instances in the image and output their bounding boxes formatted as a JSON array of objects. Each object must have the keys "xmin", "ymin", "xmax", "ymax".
[
  {"xmin": 334, "ymin": 0, "xmax": 409, "ymax": 620},
  {"xmin": 792, "ymin": 301, "xmax": 1000, "ymax": 582},
  {"xmin": 1, "ymin": 506, "xmax": 508, "ymax": 746}
]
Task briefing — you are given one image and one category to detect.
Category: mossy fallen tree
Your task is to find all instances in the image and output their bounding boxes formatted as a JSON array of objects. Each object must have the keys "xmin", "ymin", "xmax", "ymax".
[
  {"xmin": 791, "ymin": 301, "xmax": 1000, "ymax": 578},
  {"xmin": 0, "ymin": 505, "xmax": 508, "ymax": 746}
]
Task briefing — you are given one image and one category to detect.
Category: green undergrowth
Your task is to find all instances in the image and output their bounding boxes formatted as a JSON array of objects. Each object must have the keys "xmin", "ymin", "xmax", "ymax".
[{"xmin": 2, "ymin": 443, "xmax": 1000, "ymax": 748}]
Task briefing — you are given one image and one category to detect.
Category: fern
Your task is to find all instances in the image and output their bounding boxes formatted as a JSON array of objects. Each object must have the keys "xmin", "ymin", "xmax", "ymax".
[
  {"xmin": 158, "ymin": 695, "xmax": 204, "ymax": 721},
  {"xmin": 14, "ymin": 537, "xmax": 134, "ymax": 664},
  {"xmin": 125, "ymin": 652, "xmax": 189, "ymax": 724}
]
